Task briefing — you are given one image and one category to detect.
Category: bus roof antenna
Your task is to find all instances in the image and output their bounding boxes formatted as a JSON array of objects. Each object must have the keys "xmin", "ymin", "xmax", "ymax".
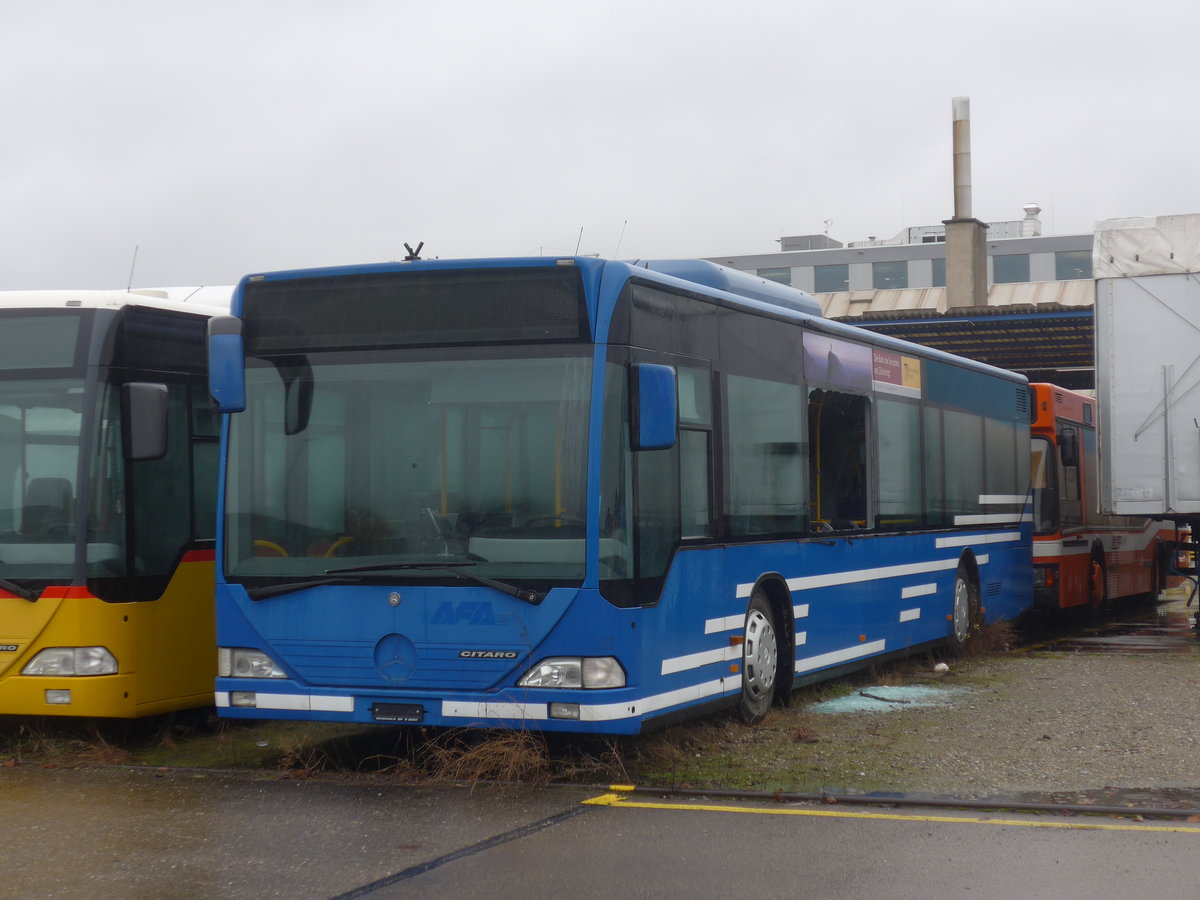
[
  {"xmin": 126, "ymin": 244, "xmax": 139, "ymax": 290},
  {"xmin": 404, "ymin": 242, "xmax": 424, "ymax": 261}
]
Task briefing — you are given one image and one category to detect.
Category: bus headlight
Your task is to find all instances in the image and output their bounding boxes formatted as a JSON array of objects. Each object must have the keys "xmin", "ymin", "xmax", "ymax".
[
  {"xmin": 517, "ymin": 656, "xmax": 626, "ymax": 689},
  {"xmin": 218, "ymin": 647, "xmax": 287, "ymax": 679},
  {"xmin": 22, "ymin": 647, "xmax": 118, "ymax": 676}
]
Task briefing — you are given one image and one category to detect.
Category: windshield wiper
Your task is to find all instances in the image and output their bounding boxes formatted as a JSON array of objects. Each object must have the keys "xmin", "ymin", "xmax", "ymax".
[
  {"xmin": 0, "ymin": 577, "xmax": 36, "ymax": 602},
  {"xmin": 243, "ymin": 575, "xmax": 368, "ymax": 601},
  {"xmin": 325, "ymin": 562, "xmax": 543, "ymax": 605}
]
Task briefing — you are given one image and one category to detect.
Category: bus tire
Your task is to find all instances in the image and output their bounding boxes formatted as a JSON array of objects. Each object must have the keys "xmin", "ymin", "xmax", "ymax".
[
  {"xmin": 737, "ymin": 590, "xmax": 780, "ymax": 725},
  {"xmin": 951, "ymin": 562, "xmax": 979, "ymax": 649}
]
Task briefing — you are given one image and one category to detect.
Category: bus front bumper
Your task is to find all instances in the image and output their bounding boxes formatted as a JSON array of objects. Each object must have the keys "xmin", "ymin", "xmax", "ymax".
[{"xmin": 214, "ymin": 677, "xmax": 742, "ymax": 735}]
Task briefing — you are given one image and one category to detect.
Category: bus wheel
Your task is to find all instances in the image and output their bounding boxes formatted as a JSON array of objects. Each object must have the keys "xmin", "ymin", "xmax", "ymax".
[
  {"xmin": 737, "ymin": 591, "xmax": 779, "ymax": 725},
  {"xmin": 951, "ymin": 564, "xmax": 979, "ymax": 648}
]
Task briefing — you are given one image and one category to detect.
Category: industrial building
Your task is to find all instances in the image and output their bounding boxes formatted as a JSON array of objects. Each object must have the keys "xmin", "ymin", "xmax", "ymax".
[{"xmin": 707, "ymin": 204, "xmax": 1097, "ymax": 390}]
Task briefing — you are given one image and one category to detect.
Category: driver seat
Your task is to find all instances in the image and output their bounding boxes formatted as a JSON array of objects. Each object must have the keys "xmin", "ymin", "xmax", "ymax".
[{"xmin": 21, "ymin": 477, "xmax": 73, "ymax": 537}]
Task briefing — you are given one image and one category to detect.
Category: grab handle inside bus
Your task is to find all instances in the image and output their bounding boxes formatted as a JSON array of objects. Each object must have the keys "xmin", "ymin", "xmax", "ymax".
[
  {"xmin": 207, "ymin": 315, "xmax": 246, "ymax": 413},
  {"xmin": 632, "ymin": 363, "xmax": 678, "ymax": 451}
]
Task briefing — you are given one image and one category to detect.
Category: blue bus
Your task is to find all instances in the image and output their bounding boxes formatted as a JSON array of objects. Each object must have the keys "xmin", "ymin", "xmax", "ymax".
[{"xmin": 206, "ymin": 257, "xmax": 1031, "ymax": 733}]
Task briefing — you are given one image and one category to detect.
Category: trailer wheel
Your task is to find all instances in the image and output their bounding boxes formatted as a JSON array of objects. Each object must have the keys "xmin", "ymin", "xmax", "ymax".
[{"xmin": 737, "ymin": 590, "xmax": 779, "ymax": 725}]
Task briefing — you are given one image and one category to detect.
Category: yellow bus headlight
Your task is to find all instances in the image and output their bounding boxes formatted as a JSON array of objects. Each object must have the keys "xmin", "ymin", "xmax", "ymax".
[{"xmin": 22, "ymin": 647, "xmax": 118, "ymax": 676}]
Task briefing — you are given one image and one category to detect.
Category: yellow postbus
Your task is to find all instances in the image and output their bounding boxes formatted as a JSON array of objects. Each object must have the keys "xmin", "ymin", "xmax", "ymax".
[{"xmin": 0, "ymin": 288, "xmax": 228, "ymax": 717}]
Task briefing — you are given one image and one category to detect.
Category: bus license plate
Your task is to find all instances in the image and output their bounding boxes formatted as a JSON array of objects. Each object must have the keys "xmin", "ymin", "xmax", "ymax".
[{"xmin": 370, "ymin": 703, "xmax": 424, "ymax": 723}]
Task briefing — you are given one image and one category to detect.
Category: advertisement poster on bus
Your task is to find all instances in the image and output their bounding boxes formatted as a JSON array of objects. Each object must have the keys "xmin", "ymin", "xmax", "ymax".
[
  {"xmin": 871, "ymin": 348, "xmax": 922, "ymax": 399},
  {"xmin": 802, "ymin": 333, "xmax": 872, "ymax": 391}
]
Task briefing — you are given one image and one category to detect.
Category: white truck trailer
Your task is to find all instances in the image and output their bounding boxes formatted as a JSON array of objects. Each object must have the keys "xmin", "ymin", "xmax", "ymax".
[{"xmin": 1094, "ymin": 213, "xmax": 1200, "ymax": 519}]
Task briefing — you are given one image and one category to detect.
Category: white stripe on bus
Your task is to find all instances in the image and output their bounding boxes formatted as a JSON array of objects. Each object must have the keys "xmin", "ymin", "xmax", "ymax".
[
  {"xmin": 574, "ymin": 678, "xmax": 738, "ymax": 721},
  {"xmin": 705, "ymin": 603, "xmax": 808, "ymax": 635},
  {"xmin": 661, "ymin": 644, "xmax": 742, "ymax": 676},
  {"xmin": 954, "ymin": 514, "xmax": 1024, "ymax": 526},
  {"xmin": 796, "ymin": 640, "xmax": 888, "ymax": 673},
  {"xmin": 935, "ymin": 531, "xmax": 1021, "ymax": 549},
  {"xmin": 705, "ymin": 613, "xmax": 744, "ymax": 634},
  {"xmin": 1033, "ymin": 542, "xmax": 1097, "ymax": 559},
  {"xmin": 778, "ymin": 558, "xmax": 960, "ymax": 594},
  {"xmin": 731, "ymin": 534, "xmax": 1021, "ymax": 600},
  {"xmin": 214, "ymin": 691, "xmax": 354, "ymax": 713},
  {"xmin": 442, "ymin": 700, "xmax": 549, "ymax": 720}
]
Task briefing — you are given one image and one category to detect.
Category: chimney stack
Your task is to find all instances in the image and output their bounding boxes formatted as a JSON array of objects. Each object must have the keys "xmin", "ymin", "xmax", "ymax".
[
  {"xmin": 952, "ymin": 96, "xmax": 972, "ymax": 220},
  {"xmin": 943, "ymin": 96, "xmax": 989, "ymax": 309}
]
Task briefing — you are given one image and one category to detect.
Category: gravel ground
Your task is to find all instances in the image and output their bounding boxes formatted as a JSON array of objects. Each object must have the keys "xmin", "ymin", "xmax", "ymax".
[{"xmin": 794, "ymin": 597, "xmax": 1200, "ymax": 803}]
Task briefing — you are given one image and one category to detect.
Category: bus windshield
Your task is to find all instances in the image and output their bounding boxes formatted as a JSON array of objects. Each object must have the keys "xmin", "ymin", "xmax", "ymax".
[
  {"xmin": 0, "ymin": 376, "xmax": 126, "ymax": 582},
  {"xmin": 225, "ymin": 350, "xmax": 593, "ymax": 583},
  {"xmin": 1030, "ymin": 435, "xmax": 1057, "ymax": 535}
]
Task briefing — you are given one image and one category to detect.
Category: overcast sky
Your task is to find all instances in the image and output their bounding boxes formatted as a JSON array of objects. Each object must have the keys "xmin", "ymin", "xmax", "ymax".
[{"xmin": 3, "ymin": 0, "xmax": 1198, "ymax": 290}]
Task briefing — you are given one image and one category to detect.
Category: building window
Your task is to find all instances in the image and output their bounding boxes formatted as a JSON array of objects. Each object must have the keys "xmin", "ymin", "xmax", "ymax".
[
  {"xmin": 872, "ymin": 260, "xmax": 908, "ymax": 290},
  {"xmin": 992, "ymin": 253, "xmax": 1030, "ymax": 284},
  {"xmin": 931, "ymin": 257, "xmax": 946, "ymax": 288},
  {"xmin": 756, "ymin": 267, "xmax": 791, "ymax": 285},
  {"xmin": 1055, "ymin": 250, "xmax": 1092, "ymax": 281},
  {"xmin": 814, "ymin": 264, "xmax": 849, "ymax": 293}
]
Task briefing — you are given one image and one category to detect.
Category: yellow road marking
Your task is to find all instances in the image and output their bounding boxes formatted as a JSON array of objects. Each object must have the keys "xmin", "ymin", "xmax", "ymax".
[{"xmin": 583, "ymin": 790, "xmax": 1200, "ymax": 834}]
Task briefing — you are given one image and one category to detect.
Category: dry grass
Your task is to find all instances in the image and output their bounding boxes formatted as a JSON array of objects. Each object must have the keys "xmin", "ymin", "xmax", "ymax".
[
  {"xmin": 960, "ymin": 618, "xmax": 1017, "ymax": 657},
  {"xmin": 419, "ymin": 729, "xmax": 552, "ymax": 788},
  {"xmin": 277, "ymin": 742, "xmax": 331, "ymax": 779},
  {"xmin": 614, "ymin": 716, "xmax": 768, "ymax": 789},
  {"xmin": 2, "ymin": 721, "xmax": 134, "ymax": 768}
]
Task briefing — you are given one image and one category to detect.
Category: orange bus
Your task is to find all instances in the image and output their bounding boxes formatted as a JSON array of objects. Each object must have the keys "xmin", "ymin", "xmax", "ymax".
[{"xmin": 1029, "ymin": 383, "xmax": 1177, "ymax": 610}]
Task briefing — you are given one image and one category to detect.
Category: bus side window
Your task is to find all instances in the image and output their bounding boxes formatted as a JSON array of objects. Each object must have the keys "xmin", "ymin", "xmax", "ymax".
[
  {"xmin": 809, "ymin": 389, "xmax": 870, "ymax": 530},
  {"xmin": 634, "ymin": 434, "xmax": 679, "ymax": 578},
  {"xmin": 190, "ymin": 378, "xmax": 220, "ymax": 540},
  {"xmin": 728, "ymin": 375, "xmax": 804, "ymax": 536},
  {"xmin": 678, "ymin": 367, "xmax": 712, "ymax": 539},
  {"xmin": 1058, "ymin": 424, "xmax": 1082, "ymax": 526}
]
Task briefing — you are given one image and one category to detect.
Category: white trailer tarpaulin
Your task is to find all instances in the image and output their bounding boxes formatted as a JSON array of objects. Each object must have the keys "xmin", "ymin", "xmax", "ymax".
[
  {"xmin": 1094, "ymin": 214, "xmax": 1200, "ymax": 516},
  {"xmin": 1093, "ymin": 214, "xmax": 1200, "ymax": 278}
]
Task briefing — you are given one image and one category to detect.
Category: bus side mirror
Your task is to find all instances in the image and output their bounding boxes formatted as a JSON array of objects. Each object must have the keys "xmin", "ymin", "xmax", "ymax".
[
  {"xmin": 632, "ymin": 363, "xmax": 678, "ymax": 451},
  {"xmin": 208, "ymin": 316, "xmax": 246, "ymax": 413},
  {"xmin": 1059, "ymin": 428, "xmax": 1079, "ymax": 468},
  {"xmin": 123, "ymin": 382, "xmax": 169, "ymax": 461}
]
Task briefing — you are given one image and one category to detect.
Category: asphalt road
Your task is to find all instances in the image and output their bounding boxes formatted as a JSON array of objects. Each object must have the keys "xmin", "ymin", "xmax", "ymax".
[{"xmin": 4, "ymin": 767, "xmax": 1198, "ymax": 899}]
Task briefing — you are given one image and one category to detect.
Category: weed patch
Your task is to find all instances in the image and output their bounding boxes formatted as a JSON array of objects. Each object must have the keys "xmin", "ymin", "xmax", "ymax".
[
  {"xmin": 419, "ymin": 729, "xmax": 552, "ymax": 788},
  {"xmin": 0, "ymin": 719, "xmax": 133, "ymax": 768},
  {"xmin": 959, "ymin": 618, "xmax": 1017, "ymax": 657}
]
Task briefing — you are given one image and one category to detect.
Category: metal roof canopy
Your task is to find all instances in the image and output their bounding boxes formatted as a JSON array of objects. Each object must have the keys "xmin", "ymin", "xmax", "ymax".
[{"xmin": 839, "ymin": 304, "xmax": 1095, "ymax": 390}]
